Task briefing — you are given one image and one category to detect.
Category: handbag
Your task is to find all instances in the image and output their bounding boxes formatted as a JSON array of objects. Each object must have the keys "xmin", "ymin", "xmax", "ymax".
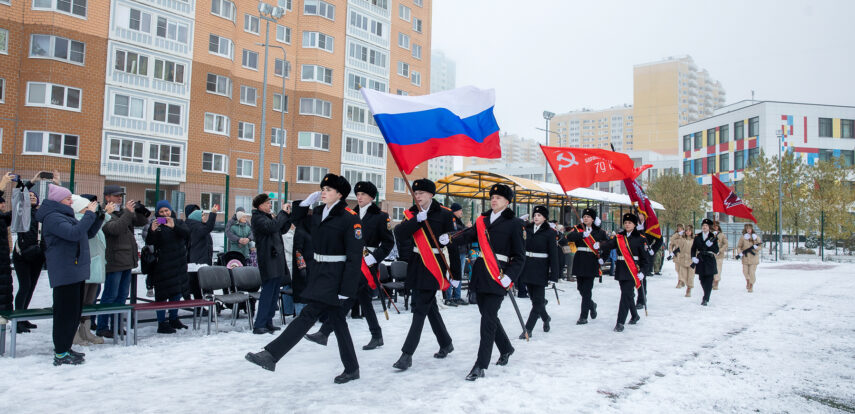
[{"xmin": 140, "ymin": 245, "xmax": 158, "ymax": 275}]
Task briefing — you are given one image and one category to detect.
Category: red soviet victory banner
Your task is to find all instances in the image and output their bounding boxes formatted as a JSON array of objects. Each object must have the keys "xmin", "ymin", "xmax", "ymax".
[
  {"xmin": 712, "ymin": 175, "xmax": 757, "ymax": 223},
  {"xmin": 623, "ymin": 177, "xmax": 662, "ymax": 239},
  {"xmin": 540, "ymin": 145, "xmax": 651, "ymax": 192}
]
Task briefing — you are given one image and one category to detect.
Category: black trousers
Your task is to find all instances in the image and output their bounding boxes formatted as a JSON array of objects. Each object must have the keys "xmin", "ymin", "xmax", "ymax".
[
  {"xmin": 517, "ymin": 282, "xmax": 528, "ymax": 297},
  {"xmin": 576, "ymin": 277, "xmax": 596, "ymax": 319},
  {"xmin": 524, "ymin": 284, "xmax": 549, "ymax": 331},
  {"xmin": 319, "ymin": 284, "xmax": 382, "ymax": 339},
  {"xmin": 265, "ymin": 300, "xmax": 359, "ymax": 372},
  {"xmin": 12, "ymin": 254, "xmax": 43, "ymax": 311},
  {"xmin": 616, "ymin": 279, "xmax": 638, "ymax": 325},
  {"xmin": 401, "ymin": 289, "xmax": 452, "ymax": 355},
  {"xmin": 636, "ymin": 277, "xmax": 647, "ymax": 306},
  {"xmin": 476, "ymin": 292, "xmax": 513, "ymax": 369},
  {"xmin": 699, "ymin": 274, "xmax": 714, "ymax": 302},
  {"xmin": 53, "ymin": 282, "xmax": 84, "ymax": 354}
]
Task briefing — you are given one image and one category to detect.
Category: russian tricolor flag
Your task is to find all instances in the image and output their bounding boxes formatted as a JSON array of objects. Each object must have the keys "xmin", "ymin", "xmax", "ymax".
[{"xmin": 361, "ymin": 86, "xmax": 502, "ymax": 174}]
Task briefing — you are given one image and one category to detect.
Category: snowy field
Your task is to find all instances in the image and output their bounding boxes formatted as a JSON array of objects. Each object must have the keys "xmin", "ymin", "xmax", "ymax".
[{"xmin": 2, "ymin": 260, "xmax": 854, "ymax": 413}]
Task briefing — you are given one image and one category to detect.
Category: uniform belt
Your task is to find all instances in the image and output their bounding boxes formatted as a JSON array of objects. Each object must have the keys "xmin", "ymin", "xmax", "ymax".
[
  {"xmin": 525, "ymin": 251, "xmax": 548, "ymax": 258},
  {"xmin": 365, "ymin": 247, "xmax": 377, "ymax": 252},
  {"xmin": 576, "ymin": 247, "xmax": 594, "ymax": 253},
  {"xmin": 494, "ymin": 253, "xmax": 509, "ymax": 262},
  {"xmin": 413, "ymin": 247, "xmax": 441, "ymax": 254},
  {"xmin": 616, "ymin": 256, "xmax": 639, "ymax": 261},
  {"xmin": 314, "ymin": 254, "xmax": 346, "ymax": 263}
]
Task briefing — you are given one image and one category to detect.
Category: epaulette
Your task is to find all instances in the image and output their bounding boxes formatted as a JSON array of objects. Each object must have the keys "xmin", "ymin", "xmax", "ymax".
[
  {"xmin": 344, "ymin": 207, "xmax": 357, "ymax": 215},
  {"xmin": 441, "ymin": 205, "xmax": 452, "ymax": 211}
]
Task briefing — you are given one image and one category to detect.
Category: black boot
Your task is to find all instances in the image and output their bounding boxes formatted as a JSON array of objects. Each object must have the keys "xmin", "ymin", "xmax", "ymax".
[
  {"xmin": 266, "ymin": 323, "xmax": 281, "ymax": 332},
  {"xmin": 67, "ymin": 348, "xmax": 86, "ymax": 358},
  {"xmin": 434, "ymin": 344, "xmax": 454, "ymax": 359},
  {"xmin": 304, "ymin": 331, "xmax": 328, "ymax": 346},
  {"xmin": 393, "ymin": 353, "xmax": 412, "ymax": 370},
  {"xmin": 635, "ymin": 302, "xmax": 645, "ymax": 310},
  {"xmin": 157, "ymin": 322, "xmax": 176, "ymax": 334},
  {"xmin": 614, "ymin": 323, "xmax": 625, "ymax": 332},
  {"xmin": 245, "ymin": 350, "xmax": 276, "ymax": 372},
  {"xmin": 543, "ymin": 316, "xmax": 551, "ymax": 332},
  {"xmin": 169, "ymin": 319, "xmax": 188, "ymax": 330},
  {"xmin": 362, "ymin": 336, "xmax": 384, "ymax": 350},
  {"xmin": 495, "ymin": 348, "xmax": 514, "ymax": 366},
  {"xmin": 576, "ymin": 318, "xmax": 588, "ymax": 325},
  {"xmin": 701, "ymin": 300, "xmax": 708, "ymax": 306},
  {"xmin": 629, "ymin": 315, "xmax": 640, "ymax": 325},
  {"xmin": 53, "ymin": 352, "xmax": 84, "ymax": 366},
  {"xmin": 23, "ymin": 321, "xmax": 37, "ymax": 329},
  {"xmin": 16, "ymin": 322, "xmax": 30, "ymax": 333},
  {"xmin": 590, "ymin": 302, "xmax": 598, "ymax": 319},
  {"xmin": 518, "ymin": 330, "xmax": 531, "ymax": 340},
  {"xmin": 465, "ymin": 365, "xmax": 485, "ymax": 381},
  {"xmin": 334, "ymin": 369, "xmax": 360, "ymax": 384},
  {"xmin": 253, "ymin": 327, "xmax": 270, "ymax": 335}
]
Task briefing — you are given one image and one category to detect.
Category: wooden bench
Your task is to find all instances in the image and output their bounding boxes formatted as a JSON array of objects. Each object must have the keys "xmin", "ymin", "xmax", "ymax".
[
  {"xmin": 0, "ymin": 303, "xmax": 133, "ymax": 358},
  {"xmin": 132, "ymin": 299, "xmax": 215, "ymax": 345}
]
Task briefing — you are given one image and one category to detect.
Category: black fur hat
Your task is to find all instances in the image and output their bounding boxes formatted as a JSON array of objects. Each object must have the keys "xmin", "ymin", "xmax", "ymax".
[
  {"xmin": 354, "ymin": 181, "xmax": 378, "ymax": 199},
  {"xmin": 321, "ymin": 173, "xmax": 351, "ymax": 199},
  {"xmin": 489, "ymin": 184, "xmax": 513, "ymax": 202},
  {"xmin": 412, "ymin": 178, "xmax": 436, "ymax": 195},
  {"xmin": 622, "ymin": 212, "xmax": 639, "ymax": 225},
  {"xmin": 532, "ymin": 205, "xmax": 548, "ymax": 219}
]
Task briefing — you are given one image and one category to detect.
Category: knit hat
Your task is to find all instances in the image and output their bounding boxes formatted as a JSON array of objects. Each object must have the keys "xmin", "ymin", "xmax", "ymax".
[
  {"xmin": 450, "ymin": 203, "xmax": 462, "ymax": 212},
  {"xmin": 156, "ymin": 200, "xmax": 173, "ymax": 214},
  {"xmin": 188, "ymin": 210, "xmax": 203, "ymax": 222},
  {"xmin": 354, "ymin": 181, "xmax": 378, "ymax": 199},
  {"xmin": 489, "ymin": 184, "xmax": 513, "ymax": 202},
  {"xmin": 320, "ymin": 173, "xmax": 351, "ymax": 199},
  {"xmin": 533, "ymin": 205, "xmax": 548, "ymax": 219},
  {"xmin": 47, "ymin": 184, "xmax": 72, "ymax": 202},
  {"xmin": 253, "ymin": 193, "xmax": 270, "ymax": 209},
  {"xmin": 235, "ymin": 207, "xmax": 245, "ymax": 213},
  {"xmin": 184, "ymin": 204, "xmax": 200, "ymax": 219},
  {"xmin": 236, "ymin": 211, "xmax": 252, "ymax": 220},
  {"xmin": 411, "ymin": 178, "xmax": 436, "ymax": 195},
  {"xmin": 71, "ymin": 195, "xmax": 90, "ymax": 213}
]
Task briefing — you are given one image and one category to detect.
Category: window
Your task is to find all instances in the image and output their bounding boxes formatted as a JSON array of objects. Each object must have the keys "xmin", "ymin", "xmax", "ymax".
[
  {"xmin": 345, "ymin": 136, "xmax": 363, "ymax": 155},
  {"xmin": 244, "ymin": 14, "xmax": 259, "ymax": 34},
  {"xmin": 276, "ymin": 25, "xmax": 291, "ymax": 44},
  {"xmin": 152, "ymin": 102, "xmax": 181, "ymax": 125},
  {"xmin": 211, "ymin": 0, "xmax": 235, "ymax": 21},
  {"xmin": 682, "ymin": 134, "xmax": 691, "ymax": 151},
  {"xmin": 236, "ymin": 159, "xmax": 253, "ymax": 178},
  {"xmin": 302, "ymin": 31, "xmax": 334, "ymax": 53},
  {"xmin": 719, "ymin": 153, "xmax": 729, "ymax": 172},
  {"xmin": 277, "ymin": 0, "xmax": 292, "ymax": 11},
  {"xmin": 412, "ymin": 18, "xmax": 422, "ymax": 33},
  {"xmin": 299, "ymin": 98, "xmax": 331, "ymax": 118},
  {"xmin": 348, "ymin": 43, "xmax": 387, "ymax": 68},
  {"xmin": 413, "ymin": 0, "xmax": 423, "ymax": 7},
  {"xmin": 683, "ymin": 160, "xmax": 691, "ymax": 175},
  {"xmin": 398, "ymin": 4, "xmax": 410, "ymax": 21},
  {"xmin": 692, "ymin": 159, "xmax": 702, "ymax": 175},
  {"xmin": 30, "ymin": 34, "xmax": 85, "ymax": 64},
  {"xmin": 208, "ymin": 34, "xmax": 233, "ymax": 59},
  {"xmin": 204, "ymin": 113, "xmax": 229, "ymax": 135},
  {"xmin": 734, "ymin": 120, "xmax": 744, "ymax": 140},
  {"xmin": 33, "ymin": 0, "xmax": 86, "ymax": 17},
  {"xmin": 235, "ymin": 195, "xmax": 252, "ymax": 212},
  {"xmin": 706, "ymin": 128, "xmax": 716, "ymax": 147},
  {"xmin": 397, "ymin": 32, "xmax": 410, "ymax": 49},
  {"xmin": 144, "ymin": 189, "xmax": 165, "ymax": 208},
  {"xmin": 273, "ymin": 93, "xmax": 288, "ymax": 112},
  {"xmin": 240, "ymin": 86, "xmax": 257, "ymax": 106},
  {"xmin": 274, "ymin": 58, "xmax": 291, "ymax": 78},
  {"xmin": 200, "ymin": 192, "xmax": 223, "ymax": 210},
  {"xmin": 343, "ymin": 170, "xmax": 384, "ymax": 190},
  {"xmin": 108, "ymin": 137, "xmax": 144, "ymax": 163},
  {"xmin": 298, "ymin": 131, "xmax": 329, "ymax": 150},
  {"xmin": 842, "ymin": 150, "xmax": 855, "ymax": 166},
  {"xmin": 202, "ymin": 153, "xmax": 227, "ymax": 173},
  {"xmin": 127, "ymin": 8, "xmax": 151, "ymax": 32},
  {"xmin": 347, "ymin": 73, "xmax": 386, "ymax": 93},
  {"xmin": 238, "ymin": 122, "xmax": 255, "ymax": 141},
  {"xmin": 747, "ymin": 148, "xmax": 759, "ymax": 166},
  {"xmin": 706, "ymin": 155, "xmax": 716, "ymax": 174},
  {"xmin": 693, "ymin": 131, "xmax": 702, "ymax": 150},
  {"xmin": 394, "ymin": 177, "xmax": 406, "ymax": 193},
  {"xmin": 719, "ymin": 124, "xmax": 729, "ymax": 144},
  {"xmin": 23, "ymin": 131, "xmax": 79, "ymax": 158},
  {"xmin": 818, "ymin": 118, "xmax": 833, "ymax": 137},
  {"xmin": 366, "ymin": 141, "xmax": 384, "ymax": 157},
  {"xmin": 241, "ymin": 49, "xmax": 259, "ymax": 70},
  {"xmin": 304, "ymin": 0, "xmax": 334, "ymax": 20},
  {"xmin": 397, "ymin": 61, "xmax": 409, "ymax": 77},
  {"xmin": 396, "ymin": 89, "xmax": 408, "ymax": 96},
  {"xmin": 412, "ymin": 43, "xmax": 422, "ymax": 59},
  {"xmin": 411, "ymin": 71, "xmax": 421, "ymax": 86},
  {"xmin": 153, "ymin": 59, "xmax": 184, "ymax": 84},
  {"xmin": 842, "ymin": 119, "xmax": 854, "ymax": 138},
  {"xmin": 206, "ymin": 73, "xmax": 232, "ymax": 97},
  {"xmin": 748, "ymin": 117, "xmax": 759, "ymax": 137},
  {"xmin": 297, "ymin": 166, "xmax": 328, "ymax": 183},
  {"xmin": 392, "ymin": 207, "xmax": 404, "ymax": 221},
  {"xmin": 0, "ymin": 78, "xmax": 4, "ymax": 103},
  {"xmin": 270, "ymin": 163, "xmax": 285, "ymax": 181},
  {"xmin": 113, "ymin": 94, "xmax": 145, "ymax": 119},
  {"xmin": 0, "ymin": 28, "xmax": 8, "ymax": 54},
  {"xmin": 149, "ymin": 143, "xmax": 181, "ymax": 166},
  {"xmin": 301, "ymin": 64, "xmax": 332, "ymax": 85},
  {"xmin": 347, "ymin": 105, "xmax": 366, "ymax": 123},
  {"xmin": 371, "ymin": 0, "xmax": 388, "ymax": 9},
  {"xmin": 155, "ymin": 16, "xmax": 189, "ymax": 44},
  {"xmin": 270, "ymin": 127, "xmax": 286, "ymax": 146},
  {"xmin": 350, "ymin": 11, "xmax": 368, "ymax": 31},
  {"xmin": 735, "ymin": 150, "xmax": 745, "ymax": 170},
  {"xmin": 114, "ymin": 49, "xmax": 148, "ymax": 76},
  {"xmin": 26, "ymin": 82, "xmax": 81, "ymax": 111}
]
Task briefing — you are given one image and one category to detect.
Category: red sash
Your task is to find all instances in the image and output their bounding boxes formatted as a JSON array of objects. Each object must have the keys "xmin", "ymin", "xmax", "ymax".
[
  {"xmin": 617, "ymin": 234, "xmax": 641, "ymax": 289},
  {"xmin": 403, "ymin": 209, "xmax": 449, "ymax": 291},
  {"xmin": 361, "ymin": 255, "xmax": 377, "ymax": 290},
  {"xmin": 475, "ymin": 215, "xmax": 508, "ymax": 289},
  {"xmin": 574, "ymin": 225, "xmax": 603, "ymax": 277}
]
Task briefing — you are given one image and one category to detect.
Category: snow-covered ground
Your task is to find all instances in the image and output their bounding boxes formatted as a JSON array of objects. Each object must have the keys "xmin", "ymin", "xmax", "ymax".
[{"xmin": 2, "ymin": 260, "xmax": 854, "ymax": 413}]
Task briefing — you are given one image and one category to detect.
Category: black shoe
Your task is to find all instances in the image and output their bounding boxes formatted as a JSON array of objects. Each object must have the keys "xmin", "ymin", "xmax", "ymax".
[
  {"xmin": 635, "ymin": 303, "xmax": 645, "ymax": 310},
  {"xmin": 253, "ymin": 327, "xmax": 270, "ymax": 335},
  {"xmin": 495, "ymin": 348, "xmax": 515, "ymax": 366},
  {"xmin": 23, "ymin": 321, "xmax": 37, "ymax": 329},
  {"xmin": 443, "ymin": 299, "xmax": 458, "ymax": 307},
  {"xmin": 434, "ymin": 344, "xmax": 454, "ymax": 359},
  {"xmin": 654, "ymin": 272, "xmax": 662, "ymax": 276},
  {"xmin": 701, "ymin": 300, "xmax": 709, "ymax": 306},
  {"xmin": 518, "ymin": 330, "xmax": 531, "ymax": 340},
  {"xmin": 590, "ymin": 303, "xmax": 598, "ymax": 320},
  {"xmin": 334, "ymin": 369, "xmax": 360, "ymax": 384},
  {"xmin": 266, "ymin": 323, "xmax": 281, "ymax": 332},
  {"xmin": 53, "ymin": 352, "xmax": 84, "ymax": 366},
  {"xmin": 454, "ymin": 298, "xmax": 469, "ymax": 306},
  {"xmin": 543, "ymin": 316, "xmax": 551, "ymax": 332},
  {"xmin": 393, "ymin": 353, "xmax": 412, "ymax": 370},
  {"xmin": 67, "ymin": 348, "xmax": 86, "ymax": 358},
  {"xmin": 614, "ymin": 323, "xmax": 625, "ymax": 332},
  {"xmin": 157, "ymin": 322, "xmax": 176, "ymax": 334},
  {"xmin": 305, "ymin": 331, "xmax": 329, "ymax": 346},
  {"xmin": 576, "ymin": 318, "xmax": 588, "ymax": 325},
  {"xmin": 245, "ymin": 350, "xmax": 276, "ymax": 372},
  {"xmin": 363, "ymin": 336, "xmax": 384, "ymax": 350},
  {"xmin": 465, "ymin": 365, "xmax": 485, "ymax": 381},
  {"xmin": 16, "ymin": 322, "xmax": 31, "ymax": 333},
  {"xmin": 96, "ymin": 329, "xmax": 114, "ymax": 339},
  {"xmin": 629, "ymin": 315, "xmax": 640, "ymax": 325},
  {"xmin": 169, "ymin": 319, "xmax": 188, "ymax": 330}
]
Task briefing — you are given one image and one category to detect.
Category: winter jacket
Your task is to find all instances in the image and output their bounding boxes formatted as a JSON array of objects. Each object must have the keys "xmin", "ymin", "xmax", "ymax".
[
  {"xmin": 454, "ymin": 208, "xmax": 526, "ymax": 295},
  {"xmin": 0, "ymin": 190, "xmax": 12, "ymax": 310},
  {"xmin": 251, "ymin": 209, "xmax": 292, "ymax": 283},
  {"xmin": 691, "ymin": 232, "xmax": 720, "ymax": 276},
  {"xmin": 673, "ymin": 235, "xmax": 693, "ymax": 267},
  {"xmin": 226, "ymin": 219, "xmax": 254, "ymax": 258},
  {"xmin": 102, "ymin": 205, "xmax": 149, "ymax": 273},
  {"xmin": 599, "ymin": 229, "xmax": 650, "ymax": 281},
  {"xmin": 76, "ymin": 212, "xmax": 111, "ymax": 284},
  {"xmin": 715, "ymin": 231, "xmax": 729, "ymax": 260},
  {"xmin": 565, "ymin": 223, "xmax": 609, "ymax": 278},
  {"xmin": 291, "ymin": 222, "xmax": 313, "ymax": 303},
  {"xmin": 35, "ymin": 200, "xmax": 102, "ymax": 288},
  {"xmin": 144, "ymin": 212, "xmax": 190, "ymax": 301},
  {"xmin": 186, "ymin": 212, "xmax": 216, "ymax": 265},
  {"xmin": 668, "ymin": 233, "xmax": 681, "ymax": 256},
  {"xmin": 736, "ymin": 233, "xmax": 763, "ymax": 265},
  {"xmin": 394, "ymin": 200, "xmax": 456, "ymax": 291},
  {"xmin": 353, "ymin": 203, "xmax": 395, "ymax": 289},
  {"xmin": 519, "ymin": 222, "xmax": 560, "ymax": 286}
]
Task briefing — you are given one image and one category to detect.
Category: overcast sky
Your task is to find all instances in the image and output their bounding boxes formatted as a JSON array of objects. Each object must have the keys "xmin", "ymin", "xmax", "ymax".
[{"xmin": 431, "ymin": 0, "xmax": 855, "ymax": 141}]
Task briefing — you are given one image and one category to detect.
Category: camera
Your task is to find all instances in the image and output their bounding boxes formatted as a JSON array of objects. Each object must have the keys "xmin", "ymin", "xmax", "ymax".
[{"xmin": 134, "ymin": 201, "xmax": 152, "ymax": 218}]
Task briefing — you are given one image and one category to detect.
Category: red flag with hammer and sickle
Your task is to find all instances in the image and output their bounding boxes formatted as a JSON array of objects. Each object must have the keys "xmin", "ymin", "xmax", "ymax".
[{"xmin": 540, "ymin": 145, "xmax": 651, "ymax": 192}]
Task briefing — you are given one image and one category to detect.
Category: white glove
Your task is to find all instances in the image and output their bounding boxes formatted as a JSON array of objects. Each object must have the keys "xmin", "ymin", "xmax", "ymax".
[
  {"xmin": 593, "ymin": 242, "xmax": 600, "ymax": 250},
  {"xmin": 752, "ymin": 234, "xmax": 759, "ymax": 240},
  {"xmin": 549, "ymin": 222, "xmax": 556, "ymax": 229},
  {"xmin": 638, "ymin": 223, "xmax": 644, "ymax": 230},
  {"xmin": 705, "ymin": 240, "xmax": 713, "ymax": 247},
  {"xmin": 638, "ymin": 272, "xmax": 645, "ymax": 280},
  {"xmin": 583, "ymin": 230, "xmax": 591, "ymax": 238},
  {"xmin": 416, "ymin": 210, "xmax": 428, "ymax": 222},
  {"xmin": 300, "ymin": 191, "xmax": 322, "ymax": 207},
  {"xmin": 363, "ymin": 255, "xmax": 377, "ymax": 267},
  {"xmin": 594, "ymin": 217, "xmax": 601, "ymax": 227},
  {"xmin": 648, "ymin": 249, "xmax": 655, "ymax": 256},
  {"xmin": 450, "ymin": 279, "xmax": 460, "ymax": 288},
  {"xmin": 438, "ymin": 233, "xmax": 450, "ymax": 245},
  {"xmin": 678, "ymin": 231, "xmax": 684, "ymax": 236},
  {"xmin": 337, "ymin": 295, "xmax": 348, "ymax": 300},
  {"xmin": 598, "ymin": 258, "xmax": 604, "ymax": 265},
  {"xmin": 744, "ymin": 233, "xmax": 751, "ymax": 240},
  {"xmin": 500, "ymin": 275, "xmax": 512, "ymax": 288},
  {"xmin": 519, "ymin": 214, "xmax": 529, "ymax": 221},
  {"xmin": 713, "ymin": 231, "xmax": 718, "ymax": 235},
  {"xmin": 753, "ymin": 244, "xmax": 760, "ymax": 249},
  {"xmin": 692, "ymin": 257, "xmax": 699, "ymax": 264}
]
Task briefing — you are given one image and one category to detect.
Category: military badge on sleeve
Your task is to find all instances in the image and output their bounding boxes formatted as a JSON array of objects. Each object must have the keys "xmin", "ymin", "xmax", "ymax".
[{"xmin": 354, "ymin": 223, "xmax": 363, "ymax": 239}]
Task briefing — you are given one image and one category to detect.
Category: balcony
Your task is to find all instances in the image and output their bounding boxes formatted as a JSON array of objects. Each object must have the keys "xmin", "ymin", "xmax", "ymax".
[
  {"xmin": 152, "ymin": 78, "xmax": 189, "ymax": 97},
  {"xmin": 346, "ymin": 56, "xmax": 388, "ymax": 78},
  {"xmin": 347, "ymin": 25, "xmax": 389, "ymax": 49},
  {"xmin": 342, "ymin": 152, "xmax": 385, "ymax": 167},
  {"xmin": 134, "ymin": 0, "xmax": 195, "ymax": 16},
  {"xmin": 345, "ymin": 120, "xmax": 381, "ymax": 136},
  {"xmin": 345, "ymin": 88, "xmax": 362, "ymax": 101},
  {"xmin": 111, "ymin": 70, "xmax": 150, "ymax": 90},
  {"xmin": 113, "ymin": 26, "xmax": 191, "ymax": 58},
  {"xmin": 349, "ymin": 0, "xmax": 391, "ymax": 19},
  {"xmin": 102, "ymin": 159, "xmax": 185, "ymax": 184}
]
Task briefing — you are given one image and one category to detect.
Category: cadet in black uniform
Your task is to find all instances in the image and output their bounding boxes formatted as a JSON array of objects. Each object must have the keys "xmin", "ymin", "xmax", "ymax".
[
  {"xmin": 245, "ymin": 174, "xmax": 363, "ymax": 384},
  {"xmin": 305, "ymin": 181, "xmax": 394, "ymax": 351},
  {"xmin": 391, "ymin": 178, "xmax": 456, "ymax": 371},
  {"xmin": 636, "ymin": 219, "xmax": 662, "ymax": 309},
  {"xmin": 565, "ymin": 208, "xmax": 609, "ymax": 325},
  {"xmin": 518, "ymin": 205, "xmax": 559, "ymax": 338},
  {"xmin": 453, "ymin": 184, "xmax": 525, "ymax": 381},
  {"xmin": 598, "ymin": 213, "xmax": 649, "ymax": 332},
  {"xmin": 691, "ymin": 218, "xmax": 720, "ymax": 306}
]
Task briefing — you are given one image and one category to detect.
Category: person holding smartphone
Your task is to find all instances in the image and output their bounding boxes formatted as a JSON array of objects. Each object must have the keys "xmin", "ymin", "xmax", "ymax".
[
  {"xmin": 0, "ymin": 172, "xmax": 15, "ymax": 314},
  {"xmin": 144, "ymin": 200, "xmax": 191, "ymax": 333}
]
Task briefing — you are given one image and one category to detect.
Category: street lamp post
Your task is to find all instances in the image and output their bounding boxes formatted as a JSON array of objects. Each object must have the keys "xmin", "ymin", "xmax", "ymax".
[
  {"xmin": 261, "ymin": 44, "xmax": 287, "ymax": 211},
  {"xmin": 543, "ymin": 111, "xmax": 555, "ymax": 182},
  {"xmin": 776, "ymin": 129, "xmax": 784, "ymax": 260},
  {"xmin": 256, "ymin": 2, "xmax": 285, "ymax": 194}
]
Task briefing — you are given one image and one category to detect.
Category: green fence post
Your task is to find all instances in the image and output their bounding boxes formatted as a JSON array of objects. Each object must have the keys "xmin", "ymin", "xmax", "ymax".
[
  {"xmin": 224, "ymin": 175, "xmax": 230, "ymax": 247},
  {"xmin": 820, "ymin": 210, "xmax": 825, "ymax": 261},
  {"xmin": 68, "ymin": 159, "xmax": 76, "ymax": 192},
  {"xmin": 154, "ymin": 168, "xmax": 161, "ymax": 204}
]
